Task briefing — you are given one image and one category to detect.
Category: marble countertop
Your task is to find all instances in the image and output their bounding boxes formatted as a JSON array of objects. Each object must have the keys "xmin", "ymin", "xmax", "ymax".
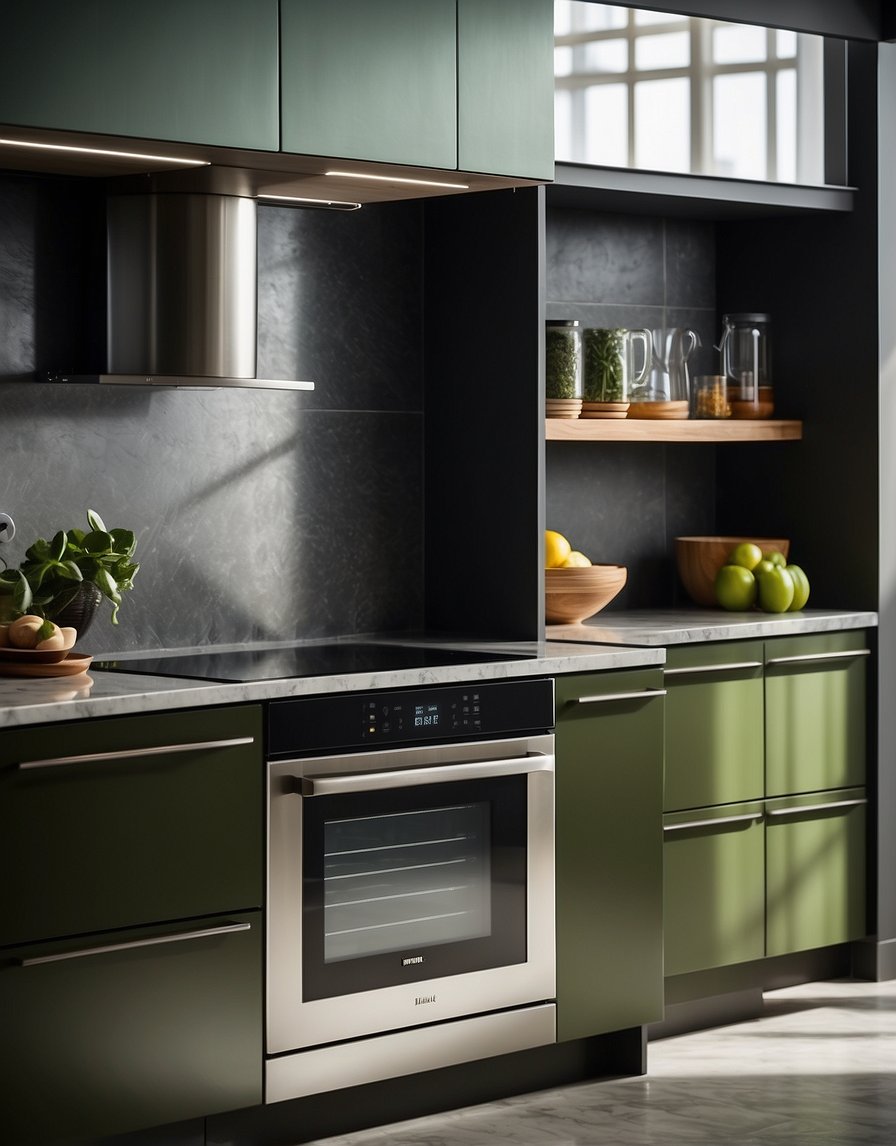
[
  {"xmin": 0, "ymin": 640, "xmax": 664, "ymax": 730},
  {"xmin": 546, "ymin": 607, "xmax": 878, "ymax": 647}
]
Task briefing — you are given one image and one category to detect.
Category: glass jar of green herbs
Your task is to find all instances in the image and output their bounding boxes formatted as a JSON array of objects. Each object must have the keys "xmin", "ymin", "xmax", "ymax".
[
  {"xmin": 545, "ymin": 320, "xmax": 582, "ymax": 399},
  {"xmin": 583, "ymin": 327, "xmax": 625, "ymax": 402}
]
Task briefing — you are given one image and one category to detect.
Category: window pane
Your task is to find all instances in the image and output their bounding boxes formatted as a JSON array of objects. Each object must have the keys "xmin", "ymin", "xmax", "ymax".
[
  {"xmin": 713, "ymin": 23, "xmax": 767, "ymax": 64},
  {"xmin": 776, "ymin": 29, "xmax": 798, "ymax": 59},
  {"xmin": 634, "ymin": 77, "xmax": 689, "ymax": 173},
  {"xmin": 713, "ymin": 72, "xmax": 767, "ymax": 179},
  {"xmin": 634, "ymin": 31, "xmax": 690, "ymax": 70},
  {"xmin": 555, "ymin": 44, "xmax": 573, "ymax": 77},
  {"xmin": 576, "ymin": 3, "xmax": 628, "ymax": 32},
  {"xmin": 554, "ymin": 88, "xmax": 572, "ymax": 159},
  {"xmin": 583, "ymin": 84, "xmax": 629, "ymax": 166},
  {"xmin": 554, "ymin": 0, "xmax": 573, "ymax": 36},
  {"xmin": 634, "ymin": 8, "xmax": 686, "ymax": 25},
  {"xmin": 584, "ymin": 38, "xmax": 628, "ymax": 73},
  {"xmin": 776, "ymin": 68, "xmax": 797, "ymax": 183}
]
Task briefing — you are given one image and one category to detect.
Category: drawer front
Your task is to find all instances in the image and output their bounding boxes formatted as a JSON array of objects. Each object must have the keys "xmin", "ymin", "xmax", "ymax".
[
  {"xmin": 765, "ymin": 632, "xmax": 868, "ymax": 797},
  {"xmin": 664, "ymin": 642, "xmax": 764, "ymax": 812},
  {"xmin": 663, "ymin": 801, "xmax": 765, "ymax": 976},
  {"xmin": 0, "ymin": 706, "xmax": 263, "ymax": 946},
  {"xmin": 765, "ymin": 788, "xmax": 867, "ymax": 957},
  {"xmin": 0, "ymin": 911, "xmax": 261, "ymax": 1145}
]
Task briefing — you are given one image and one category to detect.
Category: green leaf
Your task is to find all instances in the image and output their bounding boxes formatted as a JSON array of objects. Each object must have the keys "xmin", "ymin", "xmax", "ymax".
[
  {"xmin": 109, "ymin": 528, "xmax": 137, "ymax": 556},
  {"xmin": 82, "ymin": 530, "xmax": 114, "ymax": 554},
  {"xmin": 86, "ymin": 508, "xmax": 107, "ymax": 534},
  {"xmin": 49, "ymin": 530, "xmax": 68, "ymax": 562},
  {"xmin": 37, "ymin": 618, "xmax": 56, "ymax": 642},
  {"xmin": 93, "ymin": 567, "xmax": 121, "ymax": 603},
  {"xmin": 11, "ymin": 571, "xmax": 33, "ymax": 615},
  {"xmin": 55, "ymin": 561, "xmax": 84, "ymax": 583}
]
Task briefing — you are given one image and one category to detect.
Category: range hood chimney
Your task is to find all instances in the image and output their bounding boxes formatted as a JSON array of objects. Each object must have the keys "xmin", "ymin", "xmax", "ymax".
[{"xmin": 47, "ymin": 191, "xmax": 314, "ymax": 392}]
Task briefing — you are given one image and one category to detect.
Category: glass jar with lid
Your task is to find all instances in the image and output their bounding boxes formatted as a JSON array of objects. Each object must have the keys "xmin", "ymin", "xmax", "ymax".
[
  {"xmin": 545, "ymin": 319, "xmax": 583, "ymax": 416},
  {"xmin": 719, "ymin": 312, "xmax": 774, "ymax": 418}
]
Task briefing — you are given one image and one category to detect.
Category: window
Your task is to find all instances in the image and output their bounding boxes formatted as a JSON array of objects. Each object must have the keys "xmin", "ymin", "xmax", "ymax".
[{"xmin": 554, "ymin": 3, "xmax": 826, "ymax": 184}]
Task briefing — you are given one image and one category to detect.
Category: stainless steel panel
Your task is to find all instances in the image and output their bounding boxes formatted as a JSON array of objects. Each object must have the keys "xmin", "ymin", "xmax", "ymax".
[
  {"xmin": 107, "ymin": 192, "xmax": 258, "ymax": 379},
  {"xmin": 266, "ymin": 733, "xmax": 555, "ymax": 1054},
  {"xmin": 265, "ymin": 1003, "xmax": 556, "ymax": 1103}
]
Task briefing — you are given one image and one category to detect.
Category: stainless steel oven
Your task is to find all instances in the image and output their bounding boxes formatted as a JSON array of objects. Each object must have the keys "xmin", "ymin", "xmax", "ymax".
[{"xmin": 265, "ymin": 677, "xmax": 556, "ymax": 1102}]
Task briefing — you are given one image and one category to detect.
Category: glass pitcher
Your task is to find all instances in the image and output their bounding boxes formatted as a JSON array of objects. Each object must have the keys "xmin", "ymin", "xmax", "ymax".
[
  {"xmin": 718, "ymin": 313, "xmax": 773, "ymax": 417},
  {"xmin": 646, "ymin": 328, "xmax": 700, "ymax": 403},
  {"xmin": 583, "ymin": 327, "xmax": 651, "ymax": 404}
]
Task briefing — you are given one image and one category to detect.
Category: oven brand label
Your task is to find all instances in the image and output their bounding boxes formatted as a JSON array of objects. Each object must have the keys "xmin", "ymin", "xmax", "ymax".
[
  {"xmin": 402, "ymin": 955, "xmax": 425, "ymax": 966},
  {"xmin": 415, "ymin": 994, "xmax": 436, "ymax": 1006}
]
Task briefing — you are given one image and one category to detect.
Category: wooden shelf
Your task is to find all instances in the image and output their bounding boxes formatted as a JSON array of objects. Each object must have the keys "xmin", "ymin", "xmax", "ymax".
[{"xmin": 545, "ymin": 418, "xmax": 803, "ymax": 443}]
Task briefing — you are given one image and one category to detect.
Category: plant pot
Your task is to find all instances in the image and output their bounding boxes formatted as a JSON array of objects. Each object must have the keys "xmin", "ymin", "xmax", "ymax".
[{"xmin": 52, "ymin": 582, "xmax": 104, "ymax": 637}]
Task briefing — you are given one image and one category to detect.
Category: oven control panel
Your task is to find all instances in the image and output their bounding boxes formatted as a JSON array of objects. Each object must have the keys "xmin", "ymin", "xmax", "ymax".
[{"xmin": 268, "ymin": 678, "xmax": 555, "ymax": 756}]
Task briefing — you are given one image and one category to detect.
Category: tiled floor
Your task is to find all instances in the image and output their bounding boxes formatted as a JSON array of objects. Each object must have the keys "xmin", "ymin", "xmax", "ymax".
[{"xmin": 306, "ymin": 979, "xmax": 896, "ymax": 1145}]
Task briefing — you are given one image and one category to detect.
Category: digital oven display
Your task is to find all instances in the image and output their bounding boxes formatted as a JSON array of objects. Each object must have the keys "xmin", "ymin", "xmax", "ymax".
[{"xmin": 362, "ymin": 688, "xmax": 481, "ymax": 742}]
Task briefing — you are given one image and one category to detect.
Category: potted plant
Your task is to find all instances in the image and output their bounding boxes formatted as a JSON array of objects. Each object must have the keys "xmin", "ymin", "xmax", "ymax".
[{"xmin": 0, "ymin": 509, "xmax": 139, "ymax": 633}]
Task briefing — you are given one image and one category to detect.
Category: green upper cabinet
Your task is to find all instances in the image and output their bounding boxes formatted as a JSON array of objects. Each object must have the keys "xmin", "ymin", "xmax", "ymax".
[
  {"xmin": 0, "ymin": 1, "xmax": 279, "ymax": 150},
  {"xmin": 280, "ymin": 0, "xmax": 457, "ymax": 169},
  {"xmin": 765, "ymin": 631, "xmax": 869, "ymax": 798},
  {"xmin": 457, "ymin": 0, "xmax": 555, "ymax": 180}
]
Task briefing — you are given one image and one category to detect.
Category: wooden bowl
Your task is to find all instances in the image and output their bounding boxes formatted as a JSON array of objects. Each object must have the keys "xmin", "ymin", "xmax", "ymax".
[
  {"xmin": 545, "ymin": 564, "xmax": 627, "ymax": 623},
  {"xmin": 675, "ymin": 536, "xmax": 790, "ymax": 607}
]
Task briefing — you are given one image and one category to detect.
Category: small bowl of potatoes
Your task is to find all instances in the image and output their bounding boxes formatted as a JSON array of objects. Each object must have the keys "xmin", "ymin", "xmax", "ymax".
[{"xmin": 0, "ymin": 615, "xmax": 78, "ymax": 663}]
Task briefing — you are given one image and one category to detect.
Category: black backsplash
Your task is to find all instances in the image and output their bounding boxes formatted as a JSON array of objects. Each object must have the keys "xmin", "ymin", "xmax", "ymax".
[
  {"xmin": 0, "ymin": 172, "xmax": 425, "ymax": 653},
  {"xmin": 545, "ymin": 205, "xmax": 719, "ymax": 609}
]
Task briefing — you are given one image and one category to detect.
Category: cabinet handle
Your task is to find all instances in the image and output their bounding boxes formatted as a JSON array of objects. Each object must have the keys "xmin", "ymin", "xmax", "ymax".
[
  {"xmin": 664, "ymin": 811, "xmax": 763, "ymax": 834},
  {"xmin": 573, "ymin": 687, "xmax": 667, "ymax": 706},
  {"xmin": 665, "ymin": 661, "xmax": 762, "ymax": 677},
  {"xmin": 17, "ymin": 921, "xmax": 251, "ymax": 967},
  {"xmin": 16, "ymin": 736, "xmax": 255, "ymax": 771},
  {"xmin": 765, "ymin": 649, "xmax": 871, "ymax": 667},
  {"xmin": 765, "ymin": 797, "xmax": 867, "ymax": 819}
]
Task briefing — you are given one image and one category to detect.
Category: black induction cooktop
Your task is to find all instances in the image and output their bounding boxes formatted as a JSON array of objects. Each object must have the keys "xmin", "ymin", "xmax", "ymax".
[{"xmin": 93, "ymin": 641, "xmax": 537, "ymax": 684}]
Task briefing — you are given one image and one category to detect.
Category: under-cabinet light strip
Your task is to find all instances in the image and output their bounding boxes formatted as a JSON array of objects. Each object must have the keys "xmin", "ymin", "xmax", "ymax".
[
  {"xmin": 325, "ymin": 168, "xmax": 469, "ymax": 190},
  {"xmin": 0, "ymin": 137, "xmax": 209, "ymax": 166},
  {"xmin": 257, "ymin": 193, "xmax": 361, "ymax": 210}
]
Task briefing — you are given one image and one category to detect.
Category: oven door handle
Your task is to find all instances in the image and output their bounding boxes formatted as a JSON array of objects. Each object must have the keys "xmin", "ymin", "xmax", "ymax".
[{"xmin": 297, "ymin": 751, "xmax": 554, "ymax": 796}]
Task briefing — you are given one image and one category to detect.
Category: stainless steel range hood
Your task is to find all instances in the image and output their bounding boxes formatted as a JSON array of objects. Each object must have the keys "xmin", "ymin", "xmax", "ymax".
[{"xmin": 46, "ymin": 190, "xmax": 314, "ymax": 393}]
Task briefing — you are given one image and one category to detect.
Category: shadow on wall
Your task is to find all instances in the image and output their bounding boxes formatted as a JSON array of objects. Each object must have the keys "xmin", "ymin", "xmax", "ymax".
[{"xmin": 0, "ymin": 175, "xmax": 426, "ymax": 652}]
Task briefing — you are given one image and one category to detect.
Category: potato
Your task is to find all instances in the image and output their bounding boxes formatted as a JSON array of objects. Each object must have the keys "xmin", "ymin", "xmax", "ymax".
[
  {"xmin": 36, "ymin": 625, "xmax": 66, "ymax": 651},
  {"xmin": 7, "ymin": 615, "xmax": 47, "ymax": 648}
]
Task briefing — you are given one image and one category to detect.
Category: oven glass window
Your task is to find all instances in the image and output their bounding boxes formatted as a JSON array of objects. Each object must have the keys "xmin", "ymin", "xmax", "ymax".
[
  {"xmin": 323, "ymin": 801, "xmax": 491, "ymax": 962},
  {"xmin": 303, "ymin": 776, "xmax": 527, "ymax": 999}
]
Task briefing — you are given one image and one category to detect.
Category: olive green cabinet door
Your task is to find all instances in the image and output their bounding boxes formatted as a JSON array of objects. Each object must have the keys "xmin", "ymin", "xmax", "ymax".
[
  {"xmin": 280, "ymin": 0, "xmax": 457, "ymax": 168},
  {"xmin": 764, "ymin": 632, "xmax": 869, "ymax": 798},
  {"xmin": 0, "ymin": 1, "xmax": 279, "ymax": 150},
  {"xmin": 1, "ymin": 912, "xmax": 262, "ymax": 1145},
  {"xmin": 663, "ymin": 802, "xmax": 765, "ymax": 976},
  {"xmin": 664, "ymin": 642, "xmax": 764, "ymax": 812},
  {"xmin": 457, "ymin": 0, "xmax": 555, "ymax": 180},
  {"xmin": 0, "ymin": 706, "xmax": 263, "ymax": 947},
  {"xmin": 765, "ymin": 789, "xmax": 867, "ymax": 956},
  {"xmin": 555, "ymin": 670, "xmax": 664, "ymax": 1042}
]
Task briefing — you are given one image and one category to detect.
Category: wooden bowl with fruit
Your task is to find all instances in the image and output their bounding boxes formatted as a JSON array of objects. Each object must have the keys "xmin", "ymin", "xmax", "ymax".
[
  {"xmin": 675, "ymin": 536, "xmax": 791, "ymax": 608},
  {"xmin": 545, "ymin": 530, "xmax": 627, "ymax": 623},
  {"xmin": 0, "ymin": 615, "xmax": 78, "ymax": 663}
]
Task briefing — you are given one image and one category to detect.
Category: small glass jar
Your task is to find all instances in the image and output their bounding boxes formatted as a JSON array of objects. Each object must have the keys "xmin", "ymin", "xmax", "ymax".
[
  {"xmin": 693, "ymin": 374, "xmax": 731, "ymax": 419},
  {"xmin": 545, "ymin": 320, "xmax": 582, "ymax": 400},
  {"xmin": 719, "ymin": 312, "xmax": 774, "ymax": 418}
]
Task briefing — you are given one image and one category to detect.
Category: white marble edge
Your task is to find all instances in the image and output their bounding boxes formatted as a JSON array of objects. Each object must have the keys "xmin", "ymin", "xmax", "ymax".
[
  {"xmin": 0, "ymin": 641, "xmax": 665, "ymax": 730},
  {"xmin": 547, "ymin": 607, "xmax": 878, "ymax": 647}
]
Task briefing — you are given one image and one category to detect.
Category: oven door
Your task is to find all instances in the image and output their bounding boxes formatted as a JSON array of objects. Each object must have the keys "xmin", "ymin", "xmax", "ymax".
[{"xmin": 267, "ymin": 734, "xmax": 555, "ymax": 1053}]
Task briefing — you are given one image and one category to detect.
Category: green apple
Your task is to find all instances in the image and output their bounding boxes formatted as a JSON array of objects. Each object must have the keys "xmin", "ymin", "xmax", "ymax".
[
  {"xmin": 728, "ymin": 542, "xmax": 763, "ymax": 571},
  {"xmin": 785, "ymin": 564, "xmax": 810, "ymax": 611},
  {"xmin": 767, "ymin": 550, "xmax": 787, "ymax": 568},
  {"xmin": 754, "ymin": 558, "xmax": 775, "ymax": 577},
  {"xmin": 757, "ymin": 565, "xmax": 795, "ymax": 612},
  {"xmin": 714, "ymin": 563, "xmax": 757, "ymax": 610}
]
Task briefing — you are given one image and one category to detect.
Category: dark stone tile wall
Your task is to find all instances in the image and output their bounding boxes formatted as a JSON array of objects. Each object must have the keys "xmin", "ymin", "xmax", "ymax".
[
  {"xmin": 0, "ymin": 172, "xmax": 424, "ymax": 653},
  {"xmin": 545, "ymin": 206, "xmax": 718, "ymax": 609}
]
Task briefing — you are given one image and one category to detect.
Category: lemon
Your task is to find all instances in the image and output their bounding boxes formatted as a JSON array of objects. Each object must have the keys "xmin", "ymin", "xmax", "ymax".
[
  {"xmin": 545, "ymin": 530, "xmax": 572, "ymax": 568},
  {"xmin": 563, "ymin": 551, "xmax": 592, "ymax": 567}
]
